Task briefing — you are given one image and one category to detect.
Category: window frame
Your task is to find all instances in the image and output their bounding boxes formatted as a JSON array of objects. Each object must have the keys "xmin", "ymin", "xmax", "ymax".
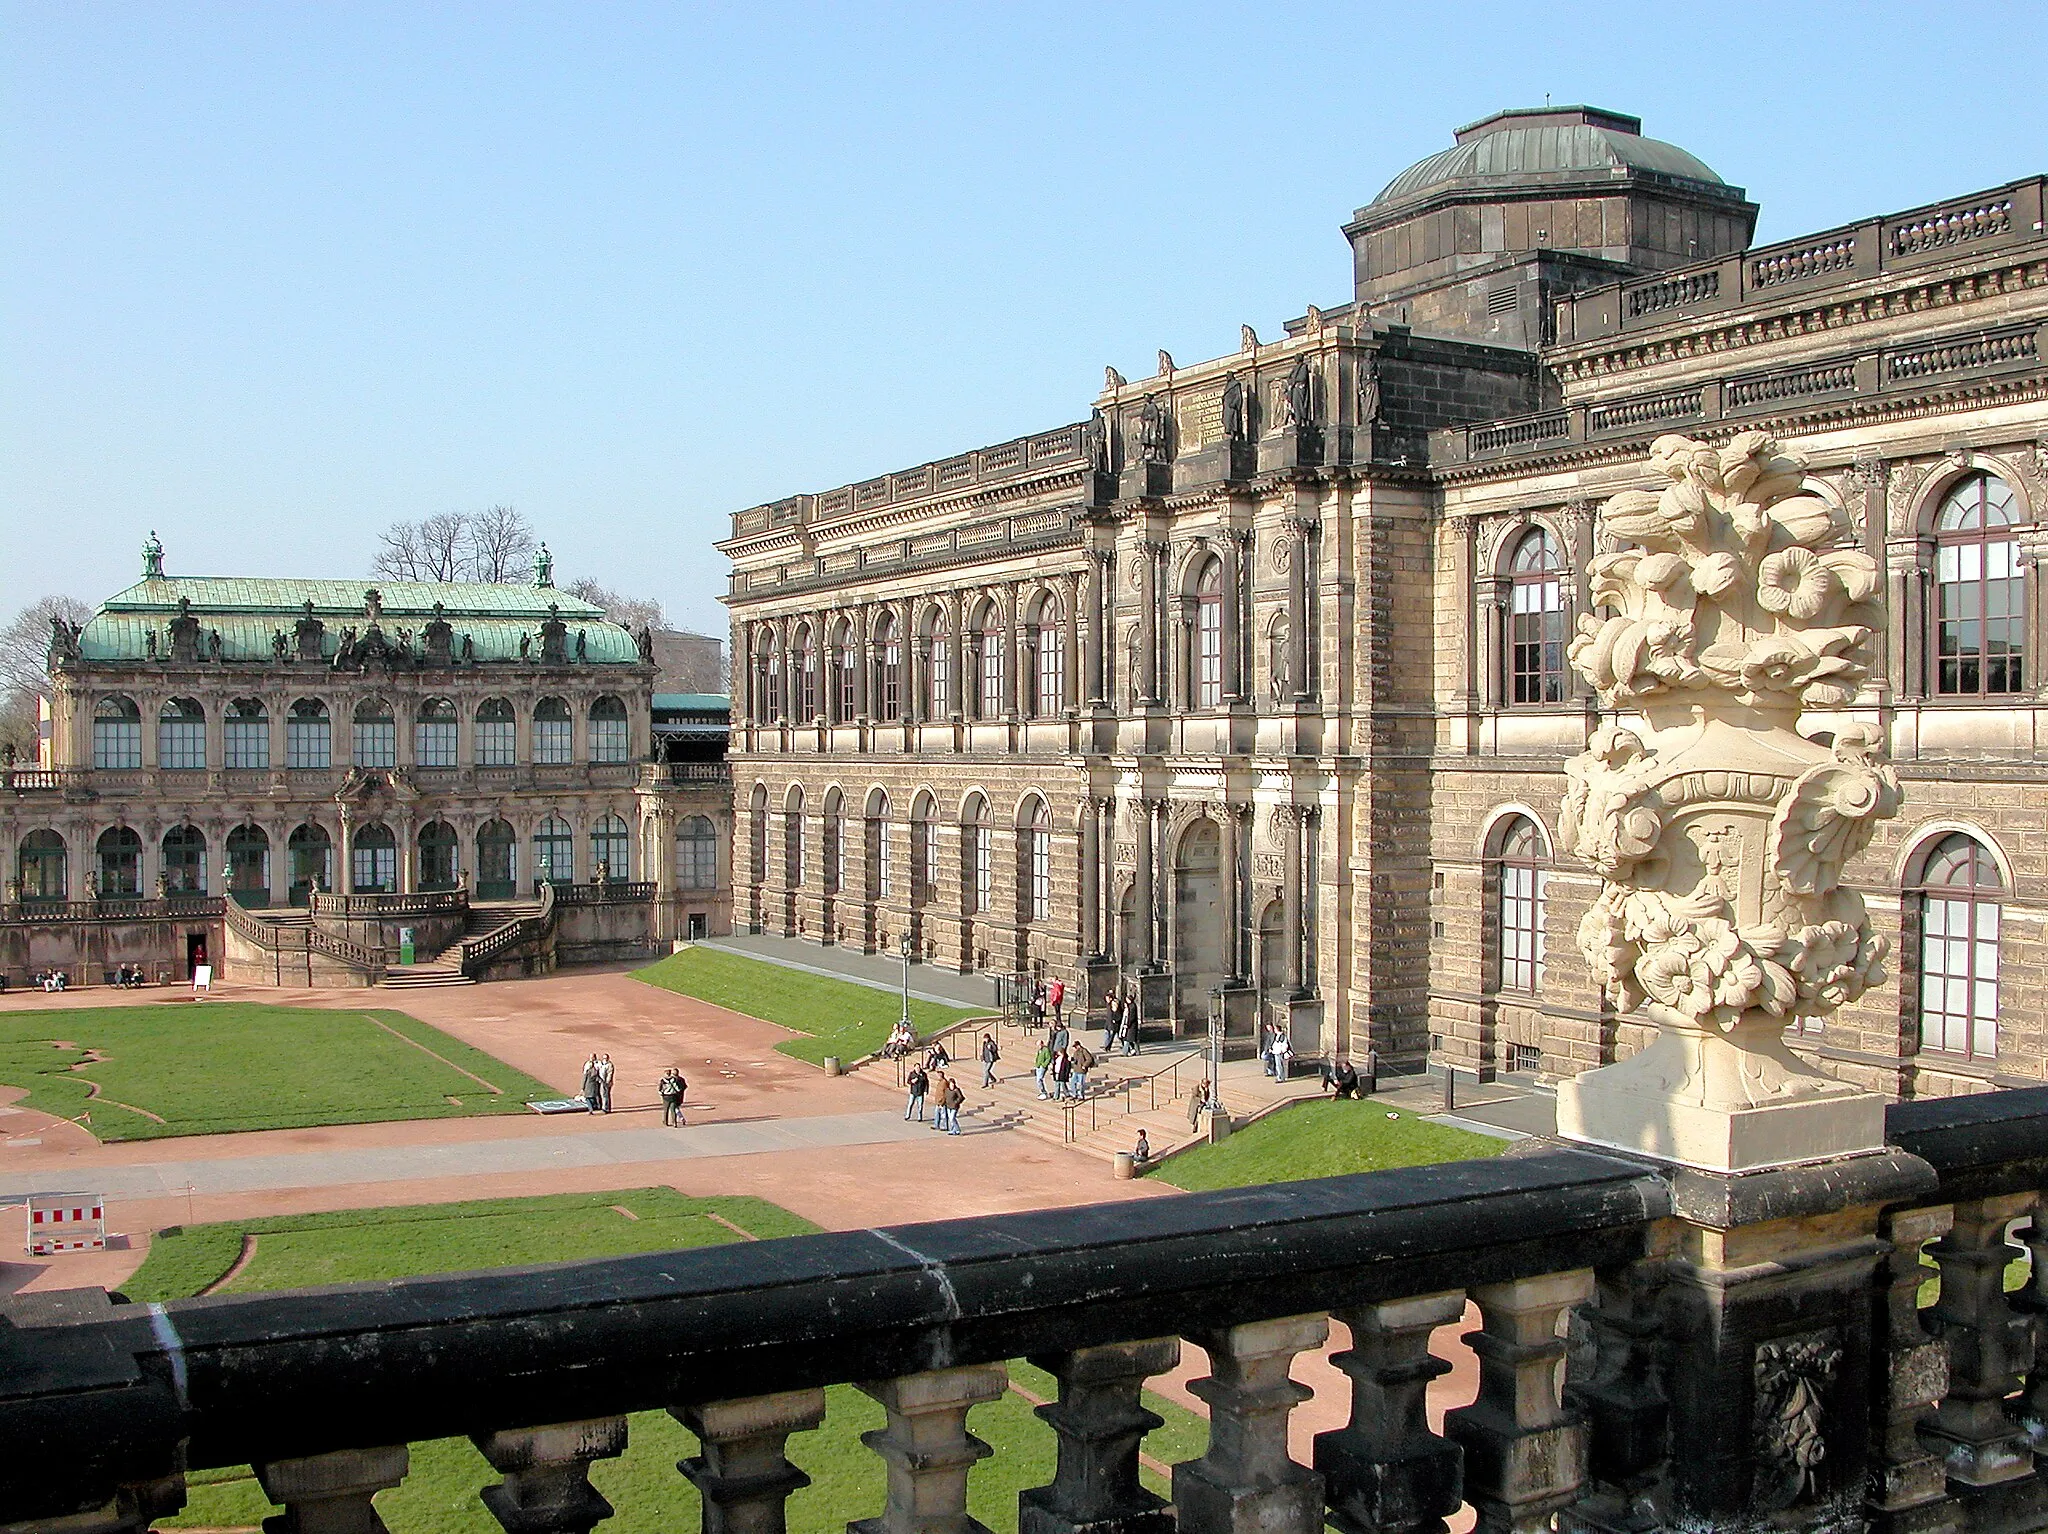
[
  {"xmin": 1493, "ymin": 817, "xmax": 1549, "ymax": 995},
  {"xmin": 1931, "ymin": 473, "xmax": 2026, "ymax": 697},
  {"xmin": 1914, "ymin": 834, "xmax": 2002, "ymax": 1061},
  {"xmin": 1507, "ymin": 528, "xmax": 1570, "ymax": 706}
]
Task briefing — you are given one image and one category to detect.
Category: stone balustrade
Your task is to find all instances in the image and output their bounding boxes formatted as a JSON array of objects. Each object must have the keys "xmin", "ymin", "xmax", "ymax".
[{"xmin": 2, "ymin": 1089, "xmax": 2045, "ymax": 1534}]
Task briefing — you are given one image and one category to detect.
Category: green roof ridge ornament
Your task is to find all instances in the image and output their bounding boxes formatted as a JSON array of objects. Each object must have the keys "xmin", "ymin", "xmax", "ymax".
[
  {"xmin": 142, "ymin": 530, "xmax": 164, "ymax": 579},
  {"xmin": 533, "ymin": 542, "xmax": 554, "ymax": 588}
]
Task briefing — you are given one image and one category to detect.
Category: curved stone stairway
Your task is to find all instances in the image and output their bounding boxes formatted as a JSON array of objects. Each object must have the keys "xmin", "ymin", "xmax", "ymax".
[{"xmin": 376, "ymin": 900, "xmax": 541, "ymax": 990}]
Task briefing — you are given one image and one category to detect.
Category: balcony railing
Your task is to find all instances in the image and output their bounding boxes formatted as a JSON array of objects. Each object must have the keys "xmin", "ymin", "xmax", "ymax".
[
  {"xmin": 0, "ymin": 895, "xmax": 223, "ymax": 923},
  {"xmin": 3, "ymin": 1087, "xmax": 2044, "ymax": 1534},
  {"xmin": 308, "ymin": 889, "xmax": 467, "ymax": 919},
  {"xmin": 546, "ymin": 879, "xmax": 657, "ymax": 906}
]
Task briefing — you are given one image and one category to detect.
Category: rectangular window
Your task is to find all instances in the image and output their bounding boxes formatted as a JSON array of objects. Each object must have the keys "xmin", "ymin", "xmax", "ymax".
[
  {"xmin": 929, "ymin": 639, "xmax": 949, "ymax": 716},
  {"xmin": 880, "ymin": 640, "xmax": 900, "ymax": 721},
  {"xmin": 914, "ymin": 822, "xmax": 937, "ymax": 900},
  {"xmin": 1195, "ymin": 604, "xmax": 1222, "ymax": 707},
  {"xmin": 534, "ymin": 719, "xmax": 572, "ymax": 764},
  {"xmin": 876, "ymin": 823, "xmax": 892, "ymax": 900},
  {"xmin": 286, "ymin": 719, "xmax": 331, "ymax": 770},
  {"xmin": 1499, "ymin": 864, "xmax": 1547, "ymax": 993},
  {"xmin": 979, "ymin": 635, "xmax": 1002, "ymax": 719},
  {"xmin": 353, "ymin": 721, "xmax": 395, "ymax": 768},
  {"xmin": 224, "ymin": 719, "xmax": 269, "ymax": 770},
  {"xmin": 1038, "ymin": 631, "xmax": 1063, "ymax": 714},
  {"xmin": 1030, "ymin": 830, "xmax": 1050, "ymax": 920},
  {"xmin": 837, "ymin": 653, "xmax": 856, "ymax": 722},
  {"xmin": 159, "ymin": 719, "xmax": 206, "ymax": 770},
  {"xmin": 1920, "ymin": 896, "xmax": 1999, "ymax": 1058},
  {"xmin": 824, "ymin": 819, "xmax": 842, "ymax": 895},
  {"xmin": 1511, "ymin": 577, "xmax": 1568, "ymax": 704},
  {"xmin": 971, "ymin": 826, "xmax": 992, "ymax": 915},
  {"xmin": 93, "ymin": 721, "xmax": 142, "ymax": 770},
  {"xmin": 415, "ymin": 720, "xmax": 457, "ymax": 768},
  {"xmin": 679, "ymin": 835, "xmax": 716, "ymax": 890},
  {"xmin": 351, "ymin": 842, "xmax": 397, "ymax": 893},
  {"xmin": 589, "ymin": 717, "xmax": 628, "ymax": 763},
  {"xmin": 476, "ymin": 720, "xmax": 516, "ymax": 766},
  {"xmin": 1506, "ymin": 1042, "xmax": 1541, "ymax": 1074}
]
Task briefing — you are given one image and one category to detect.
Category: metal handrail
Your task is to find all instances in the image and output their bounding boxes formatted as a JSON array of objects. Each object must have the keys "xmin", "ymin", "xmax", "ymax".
[{"xmin": 1061, "ymin": 1048, "xmax": 1205, "ymax": 1143}]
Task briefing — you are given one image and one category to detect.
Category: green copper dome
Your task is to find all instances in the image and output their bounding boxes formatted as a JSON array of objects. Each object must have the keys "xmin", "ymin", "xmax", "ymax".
[{"xmin": 1371, "ymin": 107, "xmax": 1728, "ymax": 210}]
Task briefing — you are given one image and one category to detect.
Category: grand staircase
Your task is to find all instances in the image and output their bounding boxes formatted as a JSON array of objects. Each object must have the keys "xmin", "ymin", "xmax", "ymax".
[{"xmin": 376, "ymin": 899, "xmax": 541, "ymax": 990}]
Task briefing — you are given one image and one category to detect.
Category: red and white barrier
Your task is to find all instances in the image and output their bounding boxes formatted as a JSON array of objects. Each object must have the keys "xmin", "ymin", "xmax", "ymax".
[{"xmin": 27, "ymin": 1194, "xmax": 106, "ymax": 1255}]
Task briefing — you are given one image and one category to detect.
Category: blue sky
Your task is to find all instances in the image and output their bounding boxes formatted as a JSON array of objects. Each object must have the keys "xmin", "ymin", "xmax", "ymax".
[{"xmin": 6, "ymin": 1, "xmax": 2042, "ymax": 640}]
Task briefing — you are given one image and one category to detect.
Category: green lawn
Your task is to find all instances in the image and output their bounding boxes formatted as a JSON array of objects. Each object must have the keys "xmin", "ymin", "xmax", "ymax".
[
  {"xmin": 0, "ymin": 1003, "xmax": 559, "ymax": 1141},
  {"xmin": 631, "ymin": 948, "xmax": 982, "ymax": 1065},
  {"xmin": 1153, "ymin": 1097, "xmax": 1507, "ymax": 1190},
  {"xmin": 141, "ymin": 1189, "xmax": 1209, "ymax": 1534}
]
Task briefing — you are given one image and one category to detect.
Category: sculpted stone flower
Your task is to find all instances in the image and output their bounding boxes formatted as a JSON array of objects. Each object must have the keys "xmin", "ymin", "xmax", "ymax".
[
  {"xmin": 1791, "ymin": 920, "xmax": 1862, "ymax": 1006},
  {"xmin": 1691, "ymin": 551, "xmax": 1742, "ymax": 599},
  {"xmin": 1602, "ymin": 488, "xmax": 1689, "ymax": 549},
  {"xmin": 1757, "ymin": 547, "xmax": 1838, "ymax": 620},
  {"xmin": 1636, "ymin": 915, "xmax": 1748, "ymax": 1022}
]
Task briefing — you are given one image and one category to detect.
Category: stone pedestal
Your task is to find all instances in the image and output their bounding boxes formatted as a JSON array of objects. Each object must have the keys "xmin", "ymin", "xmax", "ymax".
[
  {"xmin": 1257, "ymin": 429, "xmax": 1322, "ymax": 474},
  {"xmin": 1117, "ymin": 462, "xmax": 1171, "ymax": 500}
]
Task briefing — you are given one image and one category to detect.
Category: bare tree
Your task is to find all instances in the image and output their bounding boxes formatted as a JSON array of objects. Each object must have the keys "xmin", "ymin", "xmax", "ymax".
[
  {"xmin": 416, "ymin": 511, "xmax": 470, "ymax": 582},
  {"xmin": 0, "ymin": 595, "xmax": 91, "ymax": 759},
  {"xmin": 466, "ymin": 505, "xmax": 535, "ymax": 583},
  {"xmin": 371, "ymin": 521, "xmax": 430, "ymax": 581},
  {"xmin": 565, "ymin": 578, "xmax": 664, "ymax": 636}
]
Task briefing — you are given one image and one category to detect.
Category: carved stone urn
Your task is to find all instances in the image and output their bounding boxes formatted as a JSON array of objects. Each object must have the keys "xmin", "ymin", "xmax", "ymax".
[{"xmin": 1555, "ymin": 432, "xmax": 1900, "ymax": 1172}]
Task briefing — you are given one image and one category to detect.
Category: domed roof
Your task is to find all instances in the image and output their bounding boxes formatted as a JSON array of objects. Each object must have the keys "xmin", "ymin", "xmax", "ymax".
[{"xmin": 1370, "ymin": 107, "xmax": 1727, "ymax": 210}]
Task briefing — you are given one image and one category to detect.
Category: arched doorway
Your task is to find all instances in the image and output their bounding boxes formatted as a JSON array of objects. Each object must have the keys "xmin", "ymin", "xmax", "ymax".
[
  {"xmin": 476, "ymin": 820, "xmax": 516, "ymax": 899},
  {"xmin": 162, "ymin": 825, "xmax": 207, "ymax": 894},
  {"xmin": 1116, "ymin": 880, "xmax": 1140, "ymax": 976},
  {"xmin": 287, "ymin": 824, "xmax": 332, "ymax": 905},
  {"xmin": 1171, "ymin": 819, "xmax": 1223, "ymax": 1022},
  {"xmin": 418, "ymin": 821, "xmax": 459, "ymax": 891},
  {"xmin": 227, "ymin": 825, "xmax": 271, "ymax": 907},
  {"xmin": 97, "ymin": 827, "xmax": 142, "ymax": 897},
  {"xmin": 351, "ymin": 823, "xmax": 397, "ymax": 894}
]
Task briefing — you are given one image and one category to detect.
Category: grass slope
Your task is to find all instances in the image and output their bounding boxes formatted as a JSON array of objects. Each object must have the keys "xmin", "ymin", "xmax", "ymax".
[
  {"xmin": 0, "ymin": 1003, "xmax": 558, "ymax": 1141},
  {"xmin": 632, "ymin": 947, "xmax": 980, "ymax": 1065},
  {"xmin": 144, "ymin": 1190, "xmax": 1207, "ymax": 1534},
  {"xmin": 1154, "ymin": 1097, "xmax": 1507, "ymax": 1190}
]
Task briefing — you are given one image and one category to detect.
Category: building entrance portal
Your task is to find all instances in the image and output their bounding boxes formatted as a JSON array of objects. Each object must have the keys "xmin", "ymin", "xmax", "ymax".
[{"xmin": 1172, "ymin": 820, "xmax": 1223, "ymax": 1025}]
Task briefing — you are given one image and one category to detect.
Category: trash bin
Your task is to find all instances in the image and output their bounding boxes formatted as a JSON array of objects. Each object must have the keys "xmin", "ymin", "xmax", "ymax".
[
  {"xmin": 1112, "ymin": 1152, "xmax": 1135, "ymax": 1180},
  {"xmin": 823, "ymin": 1056, "xmax": 843, "ymax": 1077}
]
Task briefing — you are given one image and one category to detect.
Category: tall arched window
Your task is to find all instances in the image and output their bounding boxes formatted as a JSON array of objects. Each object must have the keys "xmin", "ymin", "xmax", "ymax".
[
  {"xmin": 418, "ymin": 820, "xmax": 459, "ymax": 890},
  {"xmin": 1933, "ymin": 474, "xmax": 2025, "ymax": 695},
  {"xmin": 1509, "ymin": 529, "xmax": 1568, "ymax": 705},
  {"xmin": 911, "ymin": 791, "xmax": 937, "ymax": 904},
  {"xmin": 796, "ymin": 627, "xmax": 819, "ymax": 721},
  {"xmin": 1915, "ymin": 833, "xmax": 2002, "ymax": 1059},
  {"xmin": 475, "ymin": 698, "xmax": 516, "ymax": 766},
  {"xmin": 832, "ymin": 621, "xmax": 857, "ymax": 723},
  {"xmin": 749, "ymin": 783, "xmax": 769, "ymax": 885},
  {"xmin": 18, "ymin": 829, "xmax": 67, "ymax": 903},
  {"xmin": 1494, "ymin": 816, "xmax": 1549, "ymax": 994},
  {"xmin": 822, "ymin": 789, "xmax": 845, "ymax": 896},
  {"xmin": 351, "ymin": 823, "xmax": 396, "ymax": 894},
  {"xmin": 415, "ymin": 698, "xmax": 458, "ymax": 768},
  {"xmin": 1193, "ymin": 558, "xmax": 1223, "ymax": 708},
  {"xmin": 867, "ymin": 790, "xmax": 892, "ymax": 900},
  {"xmin": 975, "ymin": 605, "xmax": 1004, "ymax": 720},
  {"xmin": 159, "ymin": 698, "xmax": 206, "ymax": 770},
  {"xmin": 533, "ymin": 697, "xmax": 572, "ymax": 764},
  {"xmin": 476, "ymin": 819, "xmax": 516, "ymax": 898},
  {"xmin": 591, "ymin": 814, "xmax": 630, "ymax": 880},
  {"xmin": 1020, "ymin": 797, "xmax": 1051, "ymax": 922},
  {"xmin": 677, "ymin": 815, "xmax": 717, "ymax": 890},
  {"xmin": 97, "ymin": 827, "xmax": 142, "ymax": 897},
  {"xmin": 589, "ymin": 696, "xmax": 629, "ymax": 762},
  {"xmin": 784, "ymin": 788, "xmax": 806, "ymax": 887},
  {"xmin": 874, "ymin": 614, "xmax": 901, "ymax": 722},
  {"xmin": 224, "ymin": 698, "xmax": 269, "ymax": 770},
  {"xmin": 227, "ymin": 824, "xmax": 270, "ymax": 906},
  {"xmin": 1032, "ymin": 597, "xmax": 1063, "ymax": 715},
  {"xmin": 534, "ymin": 816, "xmax": 574, "ymax": 884},
  {"xmin": 286, "ymin": 699, "xmax": 331, "ymax": 770},
  {"xmin": 162, "ymin": 825, "xmax": 207, "ymax": 894},
  {"xmin": 963, "ymin": 795, "xmax": 992, "ymax": 915},
  {"xmin": 287, "ymin": 823, "xmax": 331, "ymax": 904},
  {"xmin": 352, "ymin": 698, "xmax": 395, "ymax": 768},
  {"xmin": 92, "ymin": 696, "xmax": 141, "ymax": 769},
  {"xmin": 923, "ymin": 608, "xmax": 950, "ymax": 717}
]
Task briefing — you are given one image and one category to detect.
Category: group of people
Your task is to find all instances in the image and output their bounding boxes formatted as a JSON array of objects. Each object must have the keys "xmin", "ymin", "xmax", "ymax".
[
  {"xmin": 1260, "ymin": 1022, "xmax": 1294, "ymax": 1080},
  {"xmin": 657, "ymin": 1066, "xmax": 689, "ymax": 1126},
  {"xmin": 579, "ymin": 1053, "xmax": 616, "ymax": 1113},
  {"xmin": 902, "ymin": 1060, "xmax": 966, "ymax": 1134},
  {"xmin": 1031, "ymin": 1028, "xmax": 1096, "ymax": 1101},
  {"xmin": 1099, "ymin": 985, "xmax": 1143, "ymax": 1056},
  {"xmin": 881, "ymin": 1019, "xmax": 918, "ymax": 1060},
  {"xmin": 109, "ymin": 964, "xmax": 149, "ymax": 988},
  {"xmin": 1023, "ymin": 976, "xmax": 1066, "ymax": 1029},
  {"xmin": 31, "ymin": 969, "xmax": 70, "ymax": 992}
]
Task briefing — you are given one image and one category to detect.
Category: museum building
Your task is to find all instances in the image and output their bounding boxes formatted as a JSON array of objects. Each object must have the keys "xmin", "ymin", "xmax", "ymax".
[
  {"xmin": 0, "ymin": 540, "xmax": 733, "ymax": 985},
  {"xmin": 719, "ymin": 106, "xmax": 2048, "ymax": 1098}
]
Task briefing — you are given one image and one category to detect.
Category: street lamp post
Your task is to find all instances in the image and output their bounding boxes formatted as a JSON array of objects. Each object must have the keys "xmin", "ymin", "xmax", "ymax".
[{"xmin": 899, "ymin": 935, "xmax": 914, "ymax": 1038}]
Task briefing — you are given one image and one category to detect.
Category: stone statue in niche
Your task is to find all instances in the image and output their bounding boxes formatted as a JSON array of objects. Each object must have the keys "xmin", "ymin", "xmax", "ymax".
[
  {"xmin": 540, "ymin": 604, "xmax": 568, "ymax": 663},
  {"xmin": 1555, "ymin": 431, "xmax": 1897, "ymax": 1172},
  {"xmin": 145, "ymin": 630, "xmax": 158, "ymax": 660},
  {"xmin": 295, "ymin": 601, "xmax": 325, "ymax": 661},
  {"xmin": 1125, "ymin": 625, "xmax": 1144, "ymax": 708},
  {"xmin": 207, "ymin": 629, "xmax": 222, "ymax": 660},
  {"xmin": 1281, "ymin": 359, "xmax": 1315, "ymax": 430},
  {"xmin": 1221, "ymin": 375, "xmax": 1247, "ymax": 444},
  {"xmin": 1356, "ymin": 353, "xmax": 1381, "ymax": 423},
  {"xmin": 1267, "ymin": 614, "xmax": 1291, "ymax": 702},
  {"xmin": 1136, "ymin": 396, "xmax": 1170, "ymax": 464},
  {"xmin": 636, "ymin": 626, "xmax": 654, "ymax": 662}
]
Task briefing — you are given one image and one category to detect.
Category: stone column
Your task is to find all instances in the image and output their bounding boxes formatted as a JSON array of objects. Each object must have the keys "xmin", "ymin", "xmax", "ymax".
[
  {"xmin": 851, "ymin": 1364, "xmax": 1008, "ymax": 1534},
  {"xmin": 337, "ymin": 810, "xmax": 356, "ymax": 896},
  {"xmin": 1865, "ymin": 1204, "xmax": 1959, "ymax": 1533},
  {"xmin": 1922, "ymin": 1195, "xmax": 2042, "ymax": 1509},
  {"xmin": 1173, "ymin": 1314, "xmax": 1328, "ymax": 1534},
  {"xmin": 1079, "ymin": 799, "xmax": 1101, "ymax": 962},
  {"xmin": 473, "ymin": 1417, "xmax": 626, "ymax": 1534},
  {"xmin": 1134, "ymin": 800, "xmax": 1157, "ymax": 970},
  {"xmin": 1221, "ymin": 804, "xmax": 1243, "ymax": 983},
  {"xmin": 1020, "ymin": 1338, "xmax": 1179, "ymax": 1534},
  {"xmin": 947, "ymin": 595, "xmax": 966, "ymax": 721},
  {"xmin": 1282, "ymin": 529, "xmax": 1310, "ymax": 704},
  {"xmin": 396, "ymin": 813, "xmax": 415, "ymax": 894},
  {"xmin": 1137, "ymin": 542, "xmax": 1162, "ymax": 705},
  {"xmin": 854, "ymin": 607, "xmax": 872, "ymax": 722},
  {"xmin": 1220, "ymin": 535, "xmax": 1244, "ymax": 702},
  {"xmin": 677, "ymin": 1388, "xmax": 825, "ymax": 1534},
  {"xmin": 255, "ymin": 1446, "xmax": 407, "ymax": 1534},
  {"xmin": 1314, "ymin": 1290, "xmax": 1465, "ymax": 1534}
]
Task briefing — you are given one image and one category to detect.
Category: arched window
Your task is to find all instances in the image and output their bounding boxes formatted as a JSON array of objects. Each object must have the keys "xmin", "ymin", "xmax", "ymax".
[
  {"xmin": 591, "ymin": 814, "xmax": 630, "ymax": 881},
  {"xmin": 923, "ymin": 608, "xmax": 950, "ymax": 717},
  {"xmin": 351, "ymin": 823, "xmax": 396, "ymax": 894},
  {"xmin": 975, "ymin": 605, "xmax": 1004, "ymax": 720},
  {"xmin": 533, "ymin": 815, "xmax": 574, "ymax": 885},
  {"xmin": 227, "ymin": 824, "xmax": 270, "ymax": 906},
  {"xmin": 589, "ymin": 695, "xmax": 629, "ymax": 762},
  {"xmin": 92, "ymin": 696, "xmax": 141, "ymax": 770},
  {"xmin": 1032, "ymin": 597, "xmax": 1063, "ymax": 715},
  {"xmin": 285, "ymin": 699, "xmax": 331, "ymax": 770},
  {"xmin": 224, "ymin": 698, "xmax": 269, "ymax": 770},
  {"xmin": 352, "ymin": 698, "xmax": 395, "ymax": 768},
  {"xmin": 1193, "ymin": 558, "xmax": 1223, "ymax": 708},
  {"xmin": 97, "ymin": 827, "xmax": 142, "ymax": 897},
  {"xmin": 1509, "ymin": 529, "xmax": 1568, "ymax": 705},
  {"xmin": 677, "ymin": 815, "xmax": 717, "ymax": 890},
  {"xmin": 796, "ymin": 627, "xmax": 819, "ymax": 721},
  {"xmin": 1915, "ymin": 833, "xmax": 2002, "ymax": 1059},
  {"xmin": 822, "ymin": 789, "xmax": 845, "ymax": 896},
  {"xmin": 476, "ymin": 819, "xmax": 516, "ymax": 899},
  {"xmin": 963, "ymin": 794, "xmax": 992, "ymax": 915},
  {"xmin": 911, "ymin": 791, "xmax": 937, "ymax": 905},
  {"xmin": 533, "ymin": 697, "xmax": 572, "ymax": 764},
  {"xmin": 749, "ymin": 783, "xmax": 769, "ymax": 885},
  {"xmin": 1494, "ymin": 816, "xmax": 1549, "ymax": 994},
  {"xmin": 18, "ymin": 829, "xmax": 66, "ymax": 903},
  {"xmin": 784, "ymin": 788, "xmax": 805, "ymax": 887},
  {"xmin": 475, "ymin": 698, "xmax": 516, "ymax": 766},
  {"xmin": 286, "ymin": 823, "xmax": 331, "ymax": 904},
  {"xmin": 1933, "ymin": 474, "xmax": 2026, "ymax": 695},
  {"xmin": 832, "ymin": 621, "xmax": 857, "ymax": 723},
  {"xmin": 162, "ymin": 825, "xmax": 207, "ymax": 894},
  {"xmin": 874, "ymin": 614, "xmax": 901, "ymax": 722},
  {"xmin": 1020, "ymin": 797, "xmax": 1051, "ymax": 922},
  {"xmin": 415, "ymin": 698, "xmax": 458, "ymax": 768},
  {"xmin": 159, "ymin": 698, "xmax": 206, "ymax": 770},
  {"xmin": 418, "ymin": 820, "xmax": 459, "ymax": 890},
  {"xmin": 867, "ymin": 789, "xmax": 892, "ymax": 901}
]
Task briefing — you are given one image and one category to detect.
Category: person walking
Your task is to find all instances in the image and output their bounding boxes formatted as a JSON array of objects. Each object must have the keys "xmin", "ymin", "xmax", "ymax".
[
  {"xmin": 941, "ymin": 1074, "xmax": 965, "ymax": 1136},
  {"xmin": 1050, "ymin": 1047, "xmax": 1073, "ymax": 1102},
  {"xmin": 930, "ymin": 1069, "xmax": 955, "ymax": 1132},
  {"xmin": 979, "ymin": 1031, "xmax": 1000, "ymax": 1088},
  {"xmin": 904, "ymin": 1065, "xmax": 929, "ymax": 1121},
  {"xmin": 1049, "ymin": 1020, "xmax": 1070, "ymax": 1056},
  {"xmin": 596, "ymin": 1053, "xmax": 616, "ymax": 1112},
  {"xmin": 1068, "ymin": 1039, "xmax": 1094, "ymax": 1101},
  {"xmin": 658, "ymin": 1067, "xmax": 686, "ymax": 1127},
  {"xmin": 1185, "ymin": 1079, "xmax": 1210, "ymax": 1132},
  {"xmin": 1033, "ymin": 1040, "xmax": 1052, "ymax": 1099},
  {"xmin": 581, "ymin": 1055, "xmax": 602, "ymax": 1114},
  {"xmin": 1119, "ymin": 992, "xmax": 1140, "ymax": 1056}
]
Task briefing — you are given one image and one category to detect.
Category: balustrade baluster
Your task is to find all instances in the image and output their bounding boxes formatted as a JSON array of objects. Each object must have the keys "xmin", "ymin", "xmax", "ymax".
[
  {"xmin": 1921, "ymin": 1194, "xmax": 2038, "ymax": 1498},
  {"xmin": 678, "ymin": 1389, "xmax": 825, "ymax": 1534},
  {"xmin": 2016, "ymin": 1196, "xmax": 2047, "ymax": 1455},
  {"xmin": 255, "ymin": 1446, "xmax": 408, "ymax": 1534},
  {"xmin": 1173, "ymin": 1313, "xmax": 1328, "ymax": 1534},
  {"xmin": 1444, "ymin": 1271, "xmax": 1593, "ymax": 1534},
  {"xmin": 1313, "ymin": 1290, "xmax": 1464, "ymax": 1534},
  {"xmin": 474, "ymin": 1417, "xmax": 626, "ymax": 1534},
  {"xmin": 850, "ymin": 1364, "xmax": 1008, "ymax": 1534},
  {"xmin": 1018, "ymin": 1337, "xmax": 1178, "ymax": 1534},
  {"xmin": 1559, "ymin": 1262, "xmax": 1666, "ymax": 1534},
  {"xmin": 29, "ymin": 1476, "xmax": 186, "ymax": 1534},
  {"xmin": 1867, "ymin": 1206, "xmax": 1960, "ymax": 1534}
]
